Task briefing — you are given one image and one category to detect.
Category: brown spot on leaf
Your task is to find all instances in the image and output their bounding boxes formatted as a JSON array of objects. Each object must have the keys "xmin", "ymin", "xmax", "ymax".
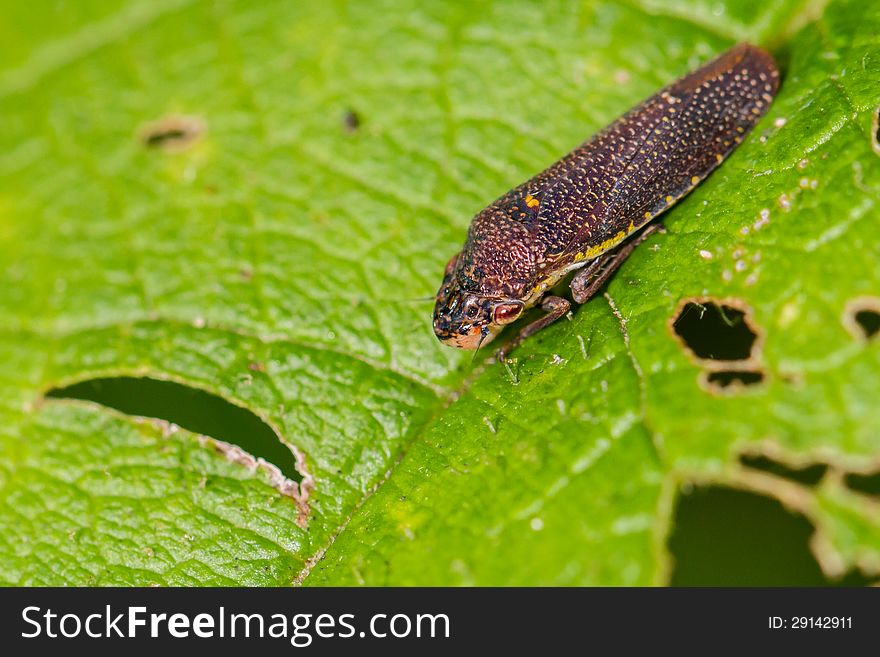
[
  {"xmin": 342, "ymin": 109, "xmax": 361, "ymax": 133},
  {"xmin": 139, "ymin": 115, "xmax": 205, "ymax": 152}
]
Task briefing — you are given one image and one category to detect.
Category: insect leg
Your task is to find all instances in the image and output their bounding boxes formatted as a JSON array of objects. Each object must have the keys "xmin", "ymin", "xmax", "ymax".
[
  {"xmin": 497, "ymin": 295, "xmax": 571, "ymax": 361},
  {"xmin": 570, "ymin": 222, "xmax": 665, "ymax": 304}
]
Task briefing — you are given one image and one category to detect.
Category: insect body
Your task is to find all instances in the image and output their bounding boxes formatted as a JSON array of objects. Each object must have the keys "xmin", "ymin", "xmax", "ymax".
[{"xmin": 433, "ymin": 44, "xmax": 779, "ymax": 357}]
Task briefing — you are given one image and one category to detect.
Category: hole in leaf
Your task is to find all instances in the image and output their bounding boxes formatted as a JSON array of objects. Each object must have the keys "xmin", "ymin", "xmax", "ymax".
[
  {"xmin": 139, "ymin": 115, "xmax": 205, "ymax": 152},
  {"xmin": 872, "ymin": 105, "xmax": 880, "ymax": 156},
  {"xmin": 342, "ymin": 108, "xmax": 361, "ymax": 133},
  {"xmin": 843, "ymin": 297, "xmax": 880, "ymax": 342},
  {"xmin": 844, "ymin": 471, "xmax": 880, "ymax": 497},
  {"xmin": 739, "ymin": 453, "xmax": 828, "ymax": 486},
  {"xmin": 669, "ymin": 485, "xmax": 871, "ymax": 586},
  {"xmin": 854, "ymin": 310, "xmax": 880, "ymax": 339},
  {"xmin": 703, "ymin": 369, "xmax": 764, "ymax": 391},
  {"xmin": 671, "ymin": 299, "xmax": 758, "ymax": 362},
  {"xmin": 46, "ymin": 377, "xmax": 300, "ymax": 483}
]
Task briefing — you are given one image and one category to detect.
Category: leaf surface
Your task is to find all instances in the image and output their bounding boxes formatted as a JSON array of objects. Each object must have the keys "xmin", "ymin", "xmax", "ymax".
[{"xmin": 0, "ymin": 0, "xmax": 877, "ymax": 585}]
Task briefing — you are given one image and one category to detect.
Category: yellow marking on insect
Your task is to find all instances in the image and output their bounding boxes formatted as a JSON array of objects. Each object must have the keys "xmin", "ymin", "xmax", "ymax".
[
  {"xmin": 691, "ymin": 176, "xmax": 700, "ymax": 185},
  {"xmin": 715, "ymin": 153, "xmax": 723, "ymax": 162},
  {"xmin": 628, "ymin": 219, "xmax": 635, "ymax": 232},
  {"xmin": 644, "ymin": 211, "xmax": 652, "ymax": 219},
  {"xmin": 665, "ymin": 195, "xmax": 673, "ymax": 204},
  {"xmin": 572, "ymin": 230, "xmax": 629, "ymax": 263},
  {"xmin": 524, "ymin": 194, "xmax": 539, "ymax": 209}
]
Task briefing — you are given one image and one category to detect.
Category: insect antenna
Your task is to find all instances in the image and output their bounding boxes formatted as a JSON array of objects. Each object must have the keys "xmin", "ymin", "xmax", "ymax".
[
  {"xmin": 471, "ymin": 326, "xmax": 490, "ymax": 365},
  {"xmin": 383, "ymin": 296, "xmax": 435, "ymax": 305}
]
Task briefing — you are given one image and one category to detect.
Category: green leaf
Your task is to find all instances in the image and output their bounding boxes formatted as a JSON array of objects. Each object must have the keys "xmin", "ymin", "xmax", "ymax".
[{"xmin": 0, "ymin": 0, "xmax": 878, "ymax": 586}]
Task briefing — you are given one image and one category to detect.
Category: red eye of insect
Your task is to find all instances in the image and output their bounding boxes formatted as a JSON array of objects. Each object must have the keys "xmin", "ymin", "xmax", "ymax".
[{"xmin": 493, "ymin": 302, "xmax": 523, "ymax": 325}]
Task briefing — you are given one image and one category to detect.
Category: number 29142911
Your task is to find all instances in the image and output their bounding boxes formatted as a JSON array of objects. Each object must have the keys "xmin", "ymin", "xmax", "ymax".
[{"xmin": 769, "ymin": 616, "xmax": 853, "ymax": 629}]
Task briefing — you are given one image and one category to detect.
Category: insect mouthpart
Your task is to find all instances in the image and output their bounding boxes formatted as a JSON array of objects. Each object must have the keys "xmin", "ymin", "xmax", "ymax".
[{"xmin": 432, "ymin": 291, "xmax": 508, "ymax": 350}]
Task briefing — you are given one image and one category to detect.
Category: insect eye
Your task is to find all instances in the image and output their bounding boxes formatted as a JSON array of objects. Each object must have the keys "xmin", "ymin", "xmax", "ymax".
[
  {"xmin": 493, "ymin": 302, "xmax": 523, "ymax": 325},
  {"xmin": 464, "ymin": 301, "xmax": 480, "ymax": 318}
]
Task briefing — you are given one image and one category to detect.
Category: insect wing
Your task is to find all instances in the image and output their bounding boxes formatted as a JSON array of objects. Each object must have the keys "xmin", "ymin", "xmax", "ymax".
[{"xmin": 537, "ymin": 44, "xmax": 779, "ymax": 260}]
